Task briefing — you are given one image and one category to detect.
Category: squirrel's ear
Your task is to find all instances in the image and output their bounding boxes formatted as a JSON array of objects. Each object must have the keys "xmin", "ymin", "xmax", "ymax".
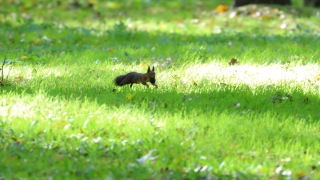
[
  {"xmin": 152, "ymin": 66, "xmax": 155, "ymax": 71},
  {"xmin": 147, "ymin": 66, "xmax": 150, "ymax": 72}
]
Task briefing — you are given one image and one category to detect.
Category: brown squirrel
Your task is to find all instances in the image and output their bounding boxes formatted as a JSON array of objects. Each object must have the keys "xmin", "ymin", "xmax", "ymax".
[{"xmin": 114, "ymin": 66, "xmax": 158, "ymax": 88}]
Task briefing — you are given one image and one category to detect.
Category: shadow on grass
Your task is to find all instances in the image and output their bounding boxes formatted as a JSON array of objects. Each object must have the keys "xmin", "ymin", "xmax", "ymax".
[
  {"xmin": 2, "ymin": 81, "xmax": 318, "ymax": 179},
  {"xmin": 3, "ymin": 77, "xmax": 320, "ymax": 122},
  {"xmin": 0, "ymin": 19, "xmax": 319, "ymax": 66},
  {"xmin": 0, "ymin": 136, "xmax": 268, "ymax": 179},
  {"xmin": 1, "ymin": 20, "xmax": 318, "ymax": 119},
  {"xmin": 1, "ymin": 7, "xmax": 319, "ymax": 178}
]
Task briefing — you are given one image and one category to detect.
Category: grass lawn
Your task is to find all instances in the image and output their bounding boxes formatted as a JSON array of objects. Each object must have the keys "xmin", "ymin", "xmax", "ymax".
[{"xmin": 1, "ymin": 1, "xmax": 320, "ymax": 179}]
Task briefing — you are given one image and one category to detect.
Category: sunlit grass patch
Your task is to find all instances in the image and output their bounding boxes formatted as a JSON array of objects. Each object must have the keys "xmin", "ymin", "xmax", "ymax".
[
  {"xmin": 1, "ymin": 61, "xmax": 320, "ymax": 179},
  {"xmin": 1, "ymin": 87, "xmax": 319, "ymax": 179},
  {"xmin": 1, "ymin": 1, "xmax": 320, "ymax": 179},
  {"xmin": 180, "ymin": 62, "xmax": 320, "ymax": 86}
]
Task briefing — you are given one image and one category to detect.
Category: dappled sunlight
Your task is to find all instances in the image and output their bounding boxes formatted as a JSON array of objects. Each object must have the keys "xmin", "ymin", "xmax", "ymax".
[
  {"xmin": 0, "ymin": 91, "xmax": 169, "ymax": 151},
  {"xmin": 0, "ymin": 93, "xmax": 61, "ymax": 120},
  {"xmin": 3, "ymin": 65, "xmax": 63, "ymax": 80},
  {"xmin": 0, "ymin": 97, "xmax": 36, "ymax": 118},
  {"xmin": 1, "ymin": 1, "xmax": 320, "ymax": 179},
  {"xmin": 2, "ymin": 63, "xmax": 320, "ymax": 179},
  {"xmin": 180, "ymin": 62, "xmax": 320, "ymax": 87}
]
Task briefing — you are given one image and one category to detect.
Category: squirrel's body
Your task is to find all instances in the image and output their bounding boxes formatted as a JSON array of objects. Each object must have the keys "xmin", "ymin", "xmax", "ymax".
[{"xmin": 114, "ymin": 66, "xmax": 158, "ymax": 88}]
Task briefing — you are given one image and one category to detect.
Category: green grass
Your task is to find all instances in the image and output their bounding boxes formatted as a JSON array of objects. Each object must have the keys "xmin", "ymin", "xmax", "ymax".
[{"xmin": 1, "ymin": 1, "xmax": 320, "ymax": 179}]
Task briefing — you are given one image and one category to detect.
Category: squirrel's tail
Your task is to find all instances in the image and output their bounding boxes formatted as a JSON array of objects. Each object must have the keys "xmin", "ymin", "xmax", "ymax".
[{"xmin": 114, "ymin": 75, "xmax": 126, "ymax": 86}]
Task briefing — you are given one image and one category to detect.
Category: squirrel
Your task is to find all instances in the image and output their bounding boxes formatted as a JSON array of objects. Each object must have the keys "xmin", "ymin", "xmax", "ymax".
[{"xmin": 114, "ymin": 66, "xmax": 158, "ymax": 88}]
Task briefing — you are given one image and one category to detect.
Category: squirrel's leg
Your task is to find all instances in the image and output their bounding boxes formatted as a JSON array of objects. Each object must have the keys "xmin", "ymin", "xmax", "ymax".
[
  {"xmin": 152, "ymin": 83, "xmax": 158, "ymax": 88},
  {"xmin": 141, "ymin": 81, "xmax": 149, "ymax": 88}
]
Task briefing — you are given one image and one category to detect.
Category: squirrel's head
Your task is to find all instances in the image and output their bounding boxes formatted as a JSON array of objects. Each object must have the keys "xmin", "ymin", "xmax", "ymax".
[
  {"xmin": 147, "ymin": 66, "xmax": 156, "ymax": 77},
  {"xmin": 147, "ymin": 66, "xmax": 156, "ymax": 83}
]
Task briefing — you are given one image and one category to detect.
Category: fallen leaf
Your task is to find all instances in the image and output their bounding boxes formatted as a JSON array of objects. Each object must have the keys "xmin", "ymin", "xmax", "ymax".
[
  {"xmin": 17, "ymin": 139, "xmax": 23, "ymax": 144},
  {"xmin": 15, "ymin": 76, "xmax": 24, "ymax": 82},
  {"xmin": 297, "ymin": 172, "xmax": 306, "ymax": 178},
  {"xmin": 178, "ymin": 167, "xmax": 185, "ymax": 173},
  {"xmin": 136, "ymin": 150, "xmax": 157, "ymax": 164},
  {"xmin": 126, "ymin": 93, "xmax": 134, "ymax": 100},
  {"xmin": 20, "ymin": 56, "xmax": 28, "ymax": 60},
  {"xmin": 216, "ymin": 4, "xmax": 229, "ymax": 13},
  {"xmin": 280, "ymin": 23, "xmax": 287, "ymax": 29},
  {"xmin": 229, "ymin": 58, "xmax": 238, "ymax": 65},
  {"xmin": 107, "ymin": 47, "xmax": 114, "ymax": 52}
]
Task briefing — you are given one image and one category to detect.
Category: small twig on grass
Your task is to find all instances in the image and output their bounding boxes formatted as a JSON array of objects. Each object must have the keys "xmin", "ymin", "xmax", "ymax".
[{"xmin": 1, "ymin": 45, "xmax": 12, "ymax": 86}]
